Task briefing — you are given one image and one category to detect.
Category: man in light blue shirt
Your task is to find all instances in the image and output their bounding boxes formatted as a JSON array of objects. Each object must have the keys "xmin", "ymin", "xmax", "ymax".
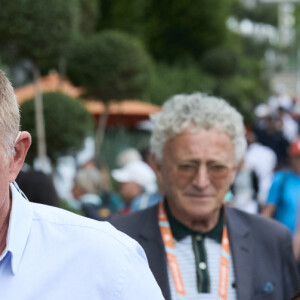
[{"xmin": 0, "ymin": 70, "xmax": 164, "ymax": 300}]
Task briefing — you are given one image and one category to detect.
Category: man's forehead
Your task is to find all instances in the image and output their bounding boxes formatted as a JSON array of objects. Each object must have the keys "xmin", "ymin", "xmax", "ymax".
[
  {"xmin": 162, "ymin": 129, "xmax": 235, "ymax": 161},
  {"xmin": 165, "ymin": 128, "xmax": 233, "ymax": 147}
]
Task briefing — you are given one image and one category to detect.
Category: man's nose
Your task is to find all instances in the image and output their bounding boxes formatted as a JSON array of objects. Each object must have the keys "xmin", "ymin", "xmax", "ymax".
[{"xmin": 192, "ymin": 165, "xmax": 210, "ymax": 188}]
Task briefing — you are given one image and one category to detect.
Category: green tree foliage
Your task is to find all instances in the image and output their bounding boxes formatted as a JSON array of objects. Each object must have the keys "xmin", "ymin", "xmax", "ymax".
[
  {"xmin": 0, "ymin": 0, "xmax": 81, "ymax": 172},
  {"xmin": 149, "ymin": 32, "xmax": 270, "ymax": 125},
  {"xmin": 213, "ymin": 76, "xmax": 268, "ymax": 124},
  {"xmin": 232, "ymin": 2, "xmax": 277, "ymax": 26},
  {"xmin": 149, "ymin": 62, "xmax": 215, "ymax": 105},
  {"xmin": 96, "ymin": 0, "xmax": 235, "ymax": 63},
  {"xmin": 97, "ymin": 0, "xmax": 147, "ymax": 37},
  {"xmin": 0, "ymin": 0, "xmax": 80, "ymax": 68},
  {"xmin": 143, "ymin": 0, "xmax": 235, "ymax": 62},
  {"xmin": 210, "ymin": 34, "xmax": 270, "ymax": 124},
  {"xmin": 295, "ymin": 3, "xmax": 300, "ymax": 27},
  {"xmin": 20, "ymin": 92, "xmax": 93, "ymax": 165},
  {"xmin": 79, "ymin": 0, "xmax": 100, "ymax": 35},
  {"xmin": 293, "ymin": 4, "xmax": 300, "ymax": 42},
  {"xmin": 67, "ymin": 30, "xmax": 153, "ymax": 102},
  {"xmin": 202, "ymin": 47, "xmax": 239, "ymax": 77},
  {"xmin": 0, "ymin": 57, "xmax": 9, "ymax": 74}
]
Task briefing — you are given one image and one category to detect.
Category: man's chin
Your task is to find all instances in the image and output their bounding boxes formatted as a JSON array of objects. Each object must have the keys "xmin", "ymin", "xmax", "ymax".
[
  {"xmin": 186, "ymin": 206, "xmax": 213, "ymax": 219},
  {"xmin": 185, "ymin": 203, "xmax": 221, "ymax": 220}
]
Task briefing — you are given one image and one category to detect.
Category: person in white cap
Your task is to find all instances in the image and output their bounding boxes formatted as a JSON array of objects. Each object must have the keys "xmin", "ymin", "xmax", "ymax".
[
  {"xmin": 268, "ymin": 83, "xmax": 293, "ymax": 114},
  {"xmin": 112, "ymin": 160, "xmax": 157, "ymax": 213},
  {"xmin": 116, "ymin": 147, "xmax": 142, "ymax": 168}
]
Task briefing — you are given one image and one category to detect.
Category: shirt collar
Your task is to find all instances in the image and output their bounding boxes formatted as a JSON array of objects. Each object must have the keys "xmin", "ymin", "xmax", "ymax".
[
  {"xmin": 164, "ymin": 199, "xmax": 224, "ymax": 243},
  {"xmin": 4, "ymin": 183, "xmax": 33, "ymax": 275},
  {"xmin": 80, "ymin": 194, "xmax": 102, "ymax": 206}
]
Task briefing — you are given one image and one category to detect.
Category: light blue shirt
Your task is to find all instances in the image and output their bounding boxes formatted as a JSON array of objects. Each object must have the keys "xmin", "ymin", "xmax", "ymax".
[
  {"xmin": 130, "ymin": 192, "xmax": 163, "ymax": 212},
  {"xmin": 0, "ymin": 184, "xmax": 164, "ymax": 300},
  {"xmin": 267, "ymin": 170, "xmax": 300, "ymax": 235}
]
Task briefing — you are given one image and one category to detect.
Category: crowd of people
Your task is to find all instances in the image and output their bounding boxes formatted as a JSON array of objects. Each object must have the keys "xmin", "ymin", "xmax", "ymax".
[
  {"xmin": 2, "ymin": 66, "xmax": 300, "ymax": 299},
  {"xmin": 66, "ymin": 83, "xmax": 300, "ymax": 263}
]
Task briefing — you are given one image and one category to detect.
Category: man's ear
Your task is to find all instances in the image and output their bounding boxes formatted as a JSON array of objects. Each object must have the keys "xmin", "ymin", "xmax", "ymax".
[
  {"xmin": 229, "ymin": 165, "xmax": 239, "ymax": 185},
  {"xmin": 9, "ymin": 131, "xmax": 31, "ymax": 182},
  {"xmin": 149, "ymin": 154, "xmax": 164, "ymax": 187}
]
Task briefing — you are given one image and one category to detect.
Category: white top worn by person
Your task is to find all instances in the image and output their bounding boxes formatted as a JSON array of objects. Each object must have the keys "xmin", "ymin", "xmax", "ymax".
[
  {"xmin": 268, "ymin": 83, "xmax": 293, "ymax": 114},
  {"xmin": 245, "ymin": 132, "xmax": 277, "ymax": 204},
  {"xmin": 0, "ymin": 70, "xmax": 164, "ymax": 300}
]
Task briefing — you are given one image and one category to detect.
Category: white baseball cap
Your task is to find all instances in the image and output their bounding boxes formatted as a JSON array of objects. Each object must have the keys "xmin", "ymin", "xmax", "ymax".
[
  {"xmin": 116, "ymin": 148, "xmax": 142, "ymax": 167},
  {"xmin": 112, "ymin": 161, "xmax": 157, "ymax": 193},
  {"xmin": 254, "ymin": 104, "xmax": 271, "ymax": 118}
]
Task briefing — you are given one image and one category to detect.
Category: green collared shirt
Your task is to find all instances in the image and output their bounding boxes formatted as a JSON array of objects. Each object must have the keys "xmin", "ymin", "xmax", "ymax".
[{"xmin": 164, "ymin": 200, "xmax": 224, "ymax": 293}]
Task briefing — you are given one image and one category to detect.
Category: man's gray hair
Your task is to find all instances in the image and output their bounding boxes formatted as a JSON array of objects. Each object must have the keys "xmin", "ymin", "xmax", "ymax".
[
  {"xmin": 0, "ymin": 70, "xmax": 20, "ymax": 159},
  {"xmin": 150, "ymin": 92, "xmax": 247, "ymax": 165}
]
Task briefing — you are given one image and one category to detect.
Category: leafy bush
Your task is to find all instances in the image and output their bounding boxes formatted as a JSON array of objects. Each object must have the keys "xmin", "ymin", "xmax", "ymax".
[
  {"xmin": 149, "ymin": 62, "xmax": 215, "ymax": 105},
  {"xmin": 232, "ymin": 2, "xmax": 277, "ymax": 26},
  {"xmin": 143, "ymin": 0, "xmax": 234, "ymax": 63},
  {"xmin": 0, "ymin": 0, "xmax": 80, "ymax": 68},
  {"xmin": 213, "ymin": 76, "xmax": 269, "ymax": 125},
  {"xmin": 79, "ymin": 0, "xmax": 99, "ymax": 35},
  {"xmin": 67, "ymin": 30, "xmax": 153, "ymax": 102},
  {"xmin": 202, "ymin": 47, "xmax": 239, "ymax": 77},
  {"xmin": 20, "ymin": 92, "xmax": 93, "ymax": 165},
  {"xmin": 148, "ymin": 58, "xmax": 269, "ymax": 125}
]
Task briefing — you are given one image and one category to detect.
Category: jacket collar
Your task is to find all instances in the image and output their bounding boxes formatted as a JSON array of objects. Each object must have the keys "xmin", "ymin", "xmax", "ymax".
[
  {"xmin": 137, "ymin": 204, "xmax": 253, "ymax": 300},
  {"xmin": 226, "ymin": 206, "xmax": 252, "ymax": 300},
  {"xmin": 138, "ymin": 204, "xmax": 172, "ymax": 300}
]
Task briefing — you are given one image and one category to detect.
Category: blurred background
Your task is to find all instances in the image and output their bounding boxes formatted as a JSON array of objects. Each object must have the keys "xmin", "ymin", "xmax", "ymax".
[{"xmin": 1, "ymin": 0, "xmax": 300, "ymax": 214}]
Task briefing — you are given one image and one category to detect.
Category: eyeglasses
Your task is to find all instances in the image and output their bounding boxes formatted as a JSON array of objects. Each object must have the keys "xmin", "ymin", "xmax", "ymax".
[{"xmin": 176, "ymin": 161, "xmax": 232, "ymax": 181}]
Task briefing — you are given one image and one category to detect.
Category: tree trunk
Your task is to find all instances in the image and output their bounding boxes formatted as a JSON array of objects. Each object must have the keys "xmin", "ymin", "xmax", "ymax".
[
  {"xmin": 94, "ymin": 104, "xmax": 109, "ymax": 163},
  {"xmin": 58, "ymin": 56, "xmax": 66, "ymax": 89},
  {"xmin": 33, "ymin": 65, "xmax": 48, "ymax": 172}
]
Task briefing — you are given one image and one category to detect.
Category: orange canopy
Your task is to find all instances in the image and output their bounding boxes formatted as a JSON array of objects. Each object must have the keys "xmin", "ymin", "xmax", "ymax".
[
  {"xmin": 15, "ymin": 72, "xmax": 83, "ymax": 105},
  {"xmin": 14, "ymin": 73, "xmax": 161, "ymax": 127}
]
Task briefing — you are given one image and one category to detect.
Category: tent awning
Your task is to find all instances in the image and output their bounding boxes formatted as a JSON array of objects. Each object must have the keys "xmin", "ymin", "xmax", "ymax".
[{"xmin": 14, "ymin": 73, "xmax": 161, "ymax": 128}]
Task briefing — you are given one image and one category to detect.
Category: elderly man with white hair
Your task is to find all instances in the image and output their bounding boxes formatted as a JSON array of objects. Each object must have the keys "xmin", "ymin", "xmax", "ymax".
[
  {"xmin": 0, "ymin": 70, "xmax": 164, "ymax": 299},
  {"xmin": 111, "ymin": 92, "xmax": 300, "ymax": 300}
]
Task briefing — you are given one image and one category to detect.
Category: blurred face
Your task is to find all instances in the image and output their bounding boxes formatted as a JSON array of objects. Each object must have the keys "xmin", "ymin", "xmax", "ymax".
[
  {"xmin": 71, "ymin": 181, "xmax": 84, "ymax": 200},
  {"xmin": 119, "ymin": 182, "xmax": 143, "ymax": 205},
  {"xmin": 291, "ymin": 155, "xmax": 300, "ymax": 175},
  {"xmin": 153, "ymin": 129, "xmax": 238, "ymax": 229}
]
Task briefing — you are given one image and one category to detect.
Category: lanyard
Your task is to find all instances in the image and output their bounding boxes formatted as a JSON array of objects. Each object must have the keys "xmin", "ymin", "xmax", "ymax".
[{"xmin": 158, "ymin": 201, "xmax": 231, "ymax": 300}]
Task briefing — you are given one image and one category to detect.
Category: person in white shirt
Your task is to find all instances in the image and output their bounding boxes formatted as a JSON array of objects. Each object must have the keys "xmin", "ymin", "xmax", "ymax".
[
  {"xmin": 0, "ymin": 70, "xmax": 164, "ymax": 300},
  {"xmin": 268, "ymin": 83, "xmax": 293, "ymax": 114},
  {"xmin": 244, "ymin": 130, "xmax": 277, "ymax": 205}
]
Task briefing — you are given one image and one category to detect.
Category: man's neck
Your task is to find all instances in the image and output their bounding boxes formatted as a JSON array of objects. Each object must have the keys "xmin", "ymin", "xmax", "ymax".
[
  {"xmin": 183, "ymin": 213, "xmax": 220, "ymax": 232},
  {"xmin": 166, "ymin": 202, "xmax": 221, "ymax": 233},
  {"xmin": 0, "ymin": 196, "xmax": 12, "ymax": 254}
]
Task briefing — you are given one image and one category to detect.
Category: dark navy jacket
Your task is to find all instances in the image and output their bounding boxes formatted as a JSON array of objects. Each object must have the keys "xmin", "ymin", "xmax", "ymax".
[{"xmin": 110, "ymin": 205, "xmax": 300, "ymax": 300}]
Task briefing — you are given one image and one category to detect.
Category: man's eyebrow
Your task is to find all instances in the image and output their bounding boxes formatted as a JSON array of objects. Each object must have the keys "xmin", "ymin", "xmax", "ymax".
[
  {"xmin": 178, "ymin": 159, "xmax": 227, "ymax": 165},
  {"xmin": 178, "ymin": 159, "xmax": 199, "ymax": 164}
]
